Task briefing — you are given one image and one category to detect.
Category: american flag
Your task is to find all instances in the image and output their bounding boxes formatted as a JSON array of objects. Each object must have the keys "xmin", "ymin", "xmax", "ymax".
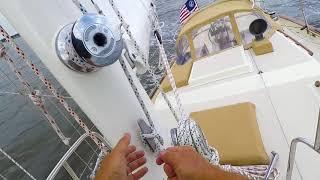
[{"xmin": 179, "ymin": 0, "xmax": 199, "ymax": 24}]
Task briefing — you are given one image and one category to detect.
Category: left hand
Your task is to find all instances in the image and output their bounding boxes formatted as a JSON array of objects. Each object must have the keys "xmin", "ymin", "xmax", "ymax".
[{"xmin": 95, "ymin": 133, "xmax": 148, "ymax": 180}]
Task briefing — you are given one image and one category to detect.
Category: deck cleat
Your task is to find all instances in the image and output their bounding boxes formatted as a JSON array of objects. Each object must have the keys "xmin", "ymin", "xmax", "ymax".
[{"xmin": 137, "ymin": 119, "xmax": 163, "ymax": 153}]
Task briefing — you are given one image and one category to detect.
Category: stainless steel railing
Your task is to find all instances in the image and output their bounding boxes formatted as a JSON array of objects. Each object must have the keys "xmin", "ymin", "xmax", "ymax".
[
  {"xmin": 46, "ymin": 132, "xmax": 112, "ymax": 180},
  {"xmin": 286, "ymin": 108, "xmax": 320, "ymax": 180}
]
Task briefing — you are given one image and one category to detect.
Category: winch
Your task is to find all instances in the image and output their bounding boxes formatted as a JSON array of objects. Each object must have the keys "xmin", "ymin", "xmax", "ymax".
[{"xmin": 55, "ymin": 14, "xmax": 123, "ymax": 72}]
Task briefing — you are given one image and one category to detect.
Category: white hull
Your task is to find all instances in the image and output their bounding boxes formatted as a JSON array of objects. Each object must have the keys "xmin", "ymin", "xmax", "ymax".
[
  {"xmin": 2, "ymin": 0, "xmax": 320, "ymax": 179},
  {"xmin": 0, "ymin": 0, "xmax": 172, "ymax": 179}
]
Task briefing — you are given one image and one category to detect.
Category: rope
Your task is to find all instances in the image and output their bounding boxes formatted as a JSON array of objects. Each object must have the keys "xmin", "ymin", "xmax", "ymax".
[
  {"xmin": 146, "ymin": 3, "xmax": 280, "ymax": 179},
  {"xmin": 72, "ymin": 0, "xmax": 87, "ymax": 14},
  {"xmin": 156, "ymin": 38, "xmax": 188, "ymax": 121},
  {"xmin": 46, "ymin": 97, "xmax": 99, "ymax": 155},
  {"xmin": 90, "ymin": 150, "xmax": 105, "ymax": 179},
  {"xmin": 90, "ymin": 0, "xmax": 103, "ymax": 14},
  {"xmin": 0, "ymin": 51, "xmax": 71, "ymax": 145},
  {"xmin": 0, "ymin": 91, "xmax": 72, "ymax": 99},
  {"xmin": 83, "ymin": 0, "xmax": 181, "ymax": 123},
  {"xmin": 221, "ymin": 165, "xmax": 279, "ymax": 180},
  {"xmin": 0, "ymin": 148, "xmax": 37, "ymax": 180},
  {"xmin": 0, "ymin": 26, "xmax": 103, "ymax": 149},
  {"xmin": 118, "ymin": 53, "xmax": 164, "ymax": 151}
]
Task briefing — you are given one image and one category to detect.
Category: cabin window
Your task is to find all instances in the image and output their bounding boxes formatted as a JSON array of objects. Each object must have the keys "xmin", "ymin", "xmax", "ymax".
[
  {"xmin": 192, "ymin": 16, "xmax": 237, "ymax": 59},
  {"xmin": 234, "ymin": 12, "xmax": 270, "ymax": 45},
  {"xmin": 176, "ymin": 35, "xmax": 191, "ymax": 65}
]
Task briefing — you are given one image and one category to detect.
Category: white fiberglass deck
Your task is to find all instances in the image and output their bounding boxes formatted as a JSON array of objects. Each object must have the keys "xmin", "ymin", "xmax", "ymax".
[
  {"xmin": 154, "ymin": 31, "xmax": 320, "ymax": 180},
  {"xmin": 189, "ymin": 46, "xmax": 253, "ymax": 86}
]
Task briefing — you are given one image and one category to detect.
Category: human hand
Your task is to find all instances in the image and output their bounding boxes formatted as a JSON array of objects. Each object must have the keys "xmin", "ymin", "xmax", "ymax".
[
  {"xmin": 95, "ymin": 133, "xmax": 148, "ymax": 180},
  {"xmin": 156, "ymin": 146, "xmax": 248, "ymax": 180}
]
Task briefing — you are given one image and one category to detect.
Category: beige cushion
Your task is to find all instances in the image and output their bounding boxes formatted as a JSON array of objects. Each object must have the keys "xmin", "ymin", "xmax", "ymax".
[
  {"xmin": 191, "ymin": 102, "xmax": 269, "ymax": 166},
  {"xmin": 161, "ymin": 60, "xmax": 193, "ymax": 92}
]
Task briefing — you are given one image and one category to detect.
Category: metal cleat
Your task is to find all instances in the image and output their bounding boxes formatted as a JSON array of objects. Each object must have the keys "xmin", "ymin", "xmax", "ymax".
[{"xmin": 137, "ymin": 119, "xmax": 163, "ymax": 153}]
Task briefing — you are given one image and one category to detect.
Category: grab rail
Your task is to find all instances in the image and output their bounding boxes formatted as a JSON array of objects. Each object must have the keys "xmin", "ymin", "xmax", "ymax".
[
  {"xmin": 46, "ymin": 132, "xmax": 112, "ymax": 180},
  {"xmin": 285, "ymin": 138, "xmax": 320, "ymax": 180},
  {"xmin": 286, "ymin": 107, "xmax": 320, "ymax": 180}
]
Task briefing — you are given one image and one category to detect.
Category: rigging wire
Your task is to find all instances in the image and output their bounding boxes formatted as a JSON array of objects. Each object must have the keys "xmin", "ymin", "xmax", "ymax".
[
  {"xmin": 281, "ymin": 23, "xmax": 320, "ymax": 47},
  {"xmin": 0, "ymin": 50, "xmax": 71, "ymax": 146},
  {"xmin": 0, "ymin": 63, "xmax": 22, "ymax": 94},
  {"xmin": 0, "ymin": 148, "xmax": 37, "ymax": 180},
  {"xmin": 46, "ymin": 96, "xmax": 99, "ymax": 155},
  {"xmin": 78, "ymin": 146, "xmax": 100, "ymax": 179},
  {"xmin": 0, "ymin": 91, "xmax": 72, "ymax": 99},
  {"xmin": 79, "ymin": 0, "xmax": 181, "ymax": 123},
  {"xmin": 0, "ymin": 26, "xmax": 104, "ymax": 149},
  {"xmin": 0, "ymin": 174, "xmax": 8, "ymax": 180}
]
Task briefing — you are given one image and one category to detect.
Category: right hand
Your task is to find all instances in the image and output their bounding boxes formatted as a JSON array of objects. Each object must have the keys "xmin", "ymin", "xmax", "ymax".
[{"xmin": 156, "ymin": 146, "xmax": 248, "ymax": 180}]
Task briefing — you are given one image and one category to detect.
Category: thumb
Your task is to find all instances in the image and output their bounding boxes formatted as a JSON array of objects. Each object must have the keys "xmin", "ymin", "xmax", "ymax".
[{"xmin": 113, "ymin": 133, "xmax": 131, "ymax": 154}]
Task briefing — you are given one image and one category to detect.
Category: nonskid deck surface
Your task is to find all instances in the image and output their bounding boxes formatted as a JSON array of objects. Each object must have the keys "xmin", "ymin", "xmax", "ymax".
[{"xmin": 154, "ymin": 18, "xmax": 320, "ymax": 180}]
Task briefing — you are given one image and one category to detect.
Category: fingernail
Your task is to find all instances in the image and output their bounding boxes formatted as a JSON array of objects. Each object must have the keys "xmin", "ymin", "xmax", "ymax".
[
  {"xmin": 123, "ymin": 133, "xmax": 130, "ymax": 138},
  {"xmin": 159, "ymin": 150, "xmax": 166, "ymax": 156}
]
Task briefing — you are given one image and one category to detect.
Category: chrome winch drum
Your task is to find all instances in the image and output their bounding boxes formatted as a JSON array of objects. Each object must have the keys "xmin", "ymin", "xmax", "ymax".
[{"xmin": 56, "ymin": 14, "xmax": 123, "ymax": 72}]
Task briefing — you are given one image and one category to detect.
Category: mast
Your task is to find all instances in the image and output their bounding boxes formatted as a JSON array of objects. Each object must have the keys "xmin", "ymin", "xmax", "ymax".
[{"xmin": 0, "ymin": 0, "xmax": 173, "ymax": 178}]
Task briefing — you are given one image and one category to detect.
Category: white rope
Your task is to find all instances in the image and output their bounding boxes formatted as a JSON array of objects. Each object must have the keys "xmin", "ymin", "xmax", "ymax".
[
  {"xmin": 90, "ymin": 150, "xmax": 105, "ymax": 179},
  {"xmin": 69, "ymin": 0, "xmax": 181, "ymax": 124},
  {"xmin": 0, "ymin": 148, "xmax": 37, "ymax": 180},
  {"xmin": 150, "ymin": 3, "xmax": 188, "ymax": 122},
  {"xmin": 97, "ymin": 0, "xmax": 181, "ymax": 122},
  {"xmin": 147, "ymin": 3, "xmax": 281, "ymax": 179},
  {"xmin": 69, "ymin": 1, "xmax": 279, "ymax": 179},
  {"xmin": 156, "ymin": 39, "xmax": 188, "ymax": 121}
]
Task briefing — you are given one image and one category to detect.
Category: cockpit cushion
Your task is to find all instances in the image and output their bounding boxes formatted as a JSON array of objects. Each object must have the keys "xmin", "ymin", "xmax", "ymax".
[
  {"xmin": 161, "ymin": 60, "xmax": 193, "ymax": 92},
  {"xmin": 191, "ymin": 102, "xmax": 269, "ymax": 166}
]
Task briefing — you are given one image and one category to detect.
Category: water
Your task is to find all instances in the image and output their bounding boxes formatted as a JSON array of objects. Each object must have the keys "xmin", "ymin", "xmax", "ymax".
[{"xmin": 0, "ymin": 0, "xmax": 319, "ymax": 179}]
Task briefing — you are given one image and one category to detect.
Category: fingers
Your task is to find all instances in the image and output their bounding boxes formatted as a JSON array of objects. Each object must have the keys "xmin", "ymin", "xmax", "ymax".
[
  {"xmin": 127, "ymin": 157, "xmax": 147, "ymax": 173},
  {"xmin": 126, "ymin": 150, "xmax": 145, "ymax": 163},
  {"xmin": 156, "ymin": 148, "xmax": 179, "ymax": 167},
  {"xmin": 113, "ymin": 133, "xmax": 131, "ymax": 154},
  {"xmin": 131, "ymin": 167, "xmax": 148, "ymax": 180},
  {"xmin": 126, "ymin": 145, "xmax": 136, "ymax": 156},
  {"xmin": 156, "ymin": 155, "xmax": 164, "ymax": 165},
  {"xmin": 163, "ymin": 163, "xmax": 176, "ymax": 178}
]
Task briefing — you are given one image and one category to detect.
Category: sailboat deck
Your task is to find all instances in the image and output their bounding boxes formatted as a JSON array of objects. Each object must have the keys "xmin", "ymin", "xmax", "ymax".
[{"xmin": 154, "ymin": 17, "xmax": 320, "ymax": 180}]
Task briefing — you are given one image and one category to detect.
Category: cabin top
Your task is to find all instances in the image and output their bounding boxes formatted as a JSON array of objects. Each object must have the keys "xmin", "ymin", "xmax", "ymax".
[
  {"xmin": 179, "ymin": 0, "xmax": 253, "ymax": 37},
  {"xmin": 175, "ymin": 0, "xmax": 281, "ymax": 64}
]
